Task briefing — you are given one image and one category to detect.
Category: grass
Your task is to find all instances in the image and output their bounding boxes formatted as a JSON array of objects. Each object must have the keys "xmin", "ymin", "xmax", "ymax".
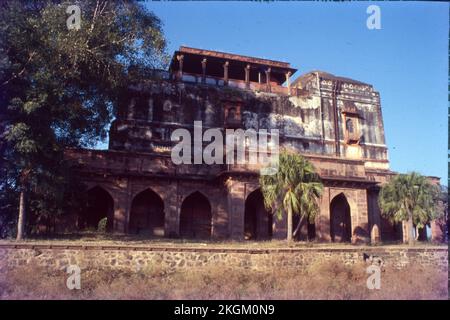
[
  {"xmin": 0, "ymin": 231, "xmax": 446, "ymax": 249},
  {"xmin": 0, "ymin": 259, "xmax": 447, "ymax": 300}
]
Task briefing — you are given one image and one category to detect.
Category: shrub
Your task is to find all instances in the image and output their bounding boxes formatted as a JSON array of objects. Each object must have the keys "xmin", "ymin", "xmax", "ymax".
[{"xmin": 97, "ymin": 218, "xmax": 108, "ymax": 233}]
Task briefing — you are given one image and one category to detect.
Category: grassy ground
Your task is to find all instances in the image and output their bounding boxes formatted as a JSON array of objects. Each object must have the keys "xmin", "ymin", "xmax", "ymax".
[
  {"xmin": 0, "ymin": 232, "xmax": 446, "ymax": 249},
  {"xmin": 0, "ymin": 259, "xmax": 447, "ymax": 300}
]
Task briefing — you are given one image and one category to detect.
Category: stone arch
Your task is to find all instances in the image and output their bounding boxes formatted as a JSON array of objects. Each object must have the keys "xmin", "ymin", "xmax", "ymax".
[
  {"xmin": 179, "ymin": 191, "xmax": 212, "ymax": 239},
  {"xmin": 244, "ymin": 188, "xmax": 272, "ymax": 240},
  {"xmin": 80, "ymin": 186, "xmax": 114, "ymax": 231},
  {"xmin": 330, "ymin": 193, "xmax": 352, "ymax": 242},
  {"xmin": 129, "ymin": 188, "xmax": 165, "ymax": 236},
  {"xmin": 245, "ymin": 183, "xmax": 260, "ymax": 196},
  {"xmin": 131, "ymin": 184, "xmax": 167, "ymax": 203}
]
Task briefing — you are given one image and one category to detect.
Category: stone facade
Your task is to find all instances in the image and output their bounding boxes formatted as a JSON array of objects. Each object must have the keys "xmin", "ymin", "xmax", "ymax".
[
  {"xmin": 0, "ymin": 244, "xmax": 447, "ymax": 273},
  {"xmin": 64, "ymin": 46, "xmax": 444, "ymax": 243}
]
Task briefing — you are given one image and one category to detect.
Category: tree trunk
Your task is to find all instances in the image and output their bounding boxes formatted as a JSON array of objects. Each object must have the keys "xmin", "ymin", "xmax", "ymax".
[
  {"xmin": 287, "ymin": 205, "xmax": 293, "ymax": 242},
  {"xmin": 407, "ymin": 210, "xmax": 414, "ymax": 246},
  {"xmin": 402, "ymin": 221, "xmax": 407, "ymax": 243},
  {"xmin": 16, "ymin": 189, "xmax": 26, "ymax": 240},
  {"xmin": 292, "ymin": 214, "xmax": 304, "ymax": 238},
  {"xmin": 415, "ymin": 225, "xmax": 420, "ymax": 241}
]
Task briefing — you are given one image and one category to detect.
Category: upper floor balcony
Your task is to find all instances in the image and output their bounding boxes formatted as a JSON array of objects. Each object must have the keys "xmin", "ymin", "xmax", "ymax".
[
  {"xmin": 166, "ymin": 46, "xmax": 302, "ymax": 96},
  {"xmin": 146, "ymin": 68, "xmax": 308, "ymax": 96}
]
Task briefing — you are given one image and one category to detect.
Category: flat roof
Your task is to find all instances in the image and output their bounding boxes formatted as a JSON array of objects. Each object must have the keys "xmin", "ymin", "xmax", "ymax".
[
  {"xmin": 168, "ymin": 46, "xmax": 297, "ymax": 85},
  {"xmin": 177, "ymin": 46, "xmax": 294, "ymax": 70}
]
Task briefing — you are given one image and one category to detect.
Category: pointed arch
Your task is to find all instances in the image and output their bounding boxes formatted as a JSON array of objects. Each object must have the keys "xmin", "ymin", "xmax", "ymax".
[
  {"xmin": 129, "ymin": 188, "xmax": 165, "ymax": 236},
  {"xmin": 179, "ymin": 191, "xmax": 212, "ymax": 239},
  {"xmin": 244, "ymin": 188, "xmax": 272, "ymax": 240},
  {"xmin": 330, "ymin": 193, "xmax": 352, "ymax": 242},
  {"xmin": 80, "ymin": 186, "xmax": 114, "ymax": 231}
]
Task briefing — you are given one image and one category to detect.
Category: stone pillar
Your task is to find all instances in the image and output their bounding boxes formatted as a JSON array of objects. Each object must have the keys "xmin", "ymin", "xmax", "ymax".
[
  {"xmin": 113, "ymin": 198, "xmax": 127, "ymax": 233},
  {"xmin": 164, "ymin": 183, "xmax": 180, "ymax": 238},
  {"xmin": 286, "ymin": 71, "xmax": 291, "ymax": 94},
  {"xmin": 244, "ymin": 64, "xmax": 250, "ymax": 89},
  {"xmin": 431, "ymin": 219, "xmax": 445, "ymax": 242},
  {"xmin": 223, "ymin": 61, "xmax": 229, "ymax": 86},
  {"xmin": 127, "ymin": 98, "xmax": 135, "ymax": 120},
  {"xmin": 226, "ymin": 178, "xmax": 245, "ymax": 240},
  {"xmin": 112, "ymin": 179, "xmax": 130, "ymax": 233},
  {"xmin": 368, "ymin": 189, "xmax": 382, "ymax": 244},
  {"xmin": 176, "ymin": 54, "xmax": 184, "ymax": 80},
  {"xmin": 352, "ymin": 189, "xmax": 370, "ymax": 244},
  {"xmin": 211, "ymin": 189, "xmax": 230, "ymax": 239},
  {"xmin": 201, "ymin": 58, "xmax": 207, "ymax": 84},
  {"xmin": 316, "ymin": 187, "xmax": 331, "ymax": 242},
  {"xmin": 265, "ymin": 68, "xmax": 271, "ymax": 92},
  {"xmin": 402, "ymin": 221, "xmax": 408, "ymax": 243}
]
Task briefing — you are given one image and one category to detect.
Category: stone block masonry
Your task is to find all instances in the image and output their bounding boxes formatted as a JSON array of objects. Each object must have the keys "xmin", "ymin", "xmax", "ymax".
[{"xmin": 0, "ymin": 244, "xmax": 447, "ymax": 274}]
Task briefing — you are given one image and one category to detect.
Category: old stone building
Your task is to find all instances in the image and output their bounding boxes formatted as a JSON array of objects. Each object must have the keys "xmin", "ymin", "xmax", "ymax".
[{"xmin": 65, "ymin": 46, "xmax": 444, "ymax": 243}]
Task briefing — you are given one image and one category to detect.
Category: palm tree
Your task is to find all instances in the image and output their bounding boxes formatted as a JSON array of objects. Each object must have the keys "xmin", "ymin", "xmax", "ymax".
[
  {"xmin": 378, "ymin": 172, "xmax": 440, "ymax": 245},
  {"xmin": 259, "ymin": 151, "xmax": 323, "ymax": 242}
]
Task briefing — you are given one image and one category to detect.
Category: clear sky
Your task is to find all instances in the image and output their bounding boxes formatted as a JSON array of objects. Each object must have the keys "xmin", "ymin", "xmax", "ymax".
[{"xmin": 137, "ymin": 1, "xmax": 448, "ymax": 182}]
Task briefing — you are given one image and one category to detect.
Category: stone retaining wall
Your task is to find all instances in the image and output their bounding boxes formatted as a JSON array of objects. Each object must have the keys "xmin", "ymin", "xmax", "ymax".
[{"xmin": 0, "ymin": 244, "xmax": 447, "ymax": 273}]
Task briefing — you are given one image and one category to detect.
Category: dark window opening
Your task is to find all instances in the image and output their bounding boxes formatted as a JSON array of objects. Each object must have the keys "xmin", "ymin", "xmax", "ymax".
[
  {"xmin": 302, "ymin": 142, "xmax": 310, "ymax": 150},
  {"xmin": 346, "ymin": 118, "xmax": 354, "ymax": 134}
]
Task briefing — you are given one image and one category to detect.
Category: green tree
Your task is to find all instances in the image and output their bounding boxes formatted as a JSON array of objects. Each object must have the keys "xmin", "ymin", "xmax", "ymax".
[
  {"xmin": 378, "ymin": 172, "xmax": 441, "ymax": 245},
  {"xmin": 0, "ymin": 0, "xmax": 168, "ymax": 239},
  {"xmin": 259, "ymin": 151, "xmax": 323, "ymax": 242}
]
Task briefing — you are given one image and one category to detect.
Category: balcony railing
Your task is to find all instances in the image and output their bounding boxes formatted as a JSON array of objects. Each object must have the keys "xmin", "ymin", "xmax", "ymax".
[
  {"xmin": 179, "ymin": 72, "xmax": 292, "ymax": 95},
  {"xmin": 142, "ymin": 70, "xmax": 309, "ymax": 96}
]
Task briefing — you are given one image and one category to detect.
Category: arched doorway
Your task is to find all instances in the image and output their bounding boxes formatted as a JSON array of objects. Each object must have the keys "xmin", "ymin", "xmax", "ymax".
[
  {"xmin": 80, "ymin": 186, "xmax": 114, "ymax": 231},
  {"xmin": 179, "ymin": 192, "xmax": 212, "ymax": 239},
  {"xmin": 330, "ymin": 193, "xmax": 352, "ymax": 242},
  {"xmin": 293, "ymin": 214, "xmax": 316, "ymax": 241},
  {"xmin": 129, "ymin": 189, "xmax": 165, "ymax": 236},
  {"xmin": 416, "ymin": 222, "xmax": 431, "ymax": 242},
  {"xmin": 244, "ymin": 189, "xmax": 272, "ymax": 240}
]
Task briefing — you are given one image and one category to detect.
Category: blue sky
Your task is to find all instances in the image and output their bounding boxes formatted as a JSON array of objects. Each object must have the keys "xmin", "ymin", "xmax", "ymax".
[{"xmin": 137, "ymin": 1, "xmax": 448, "ymax": 182}]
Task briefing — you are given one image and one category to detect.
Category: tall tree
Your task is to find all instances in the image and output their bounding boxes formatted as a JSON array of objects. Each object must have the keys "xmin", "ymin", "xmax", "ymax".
[
  {"xmin": 259, "ymin": 151, "xmax": 323, "ymax": 242},
  {"xmin": 0, "ymin": 0, "xmax": 168, "ymax": 239},
  {"xmin": 378, "ymin": 172, "xmax": 441, "ymax": 245}
]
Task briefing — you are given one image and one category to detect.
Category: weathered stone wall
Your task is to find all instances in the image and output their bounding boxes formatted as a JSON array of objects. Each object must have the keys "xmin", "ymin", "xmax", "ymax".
[
  {"xmin": 0, "ymin": 245, "xmax": 446, "ymax": 273},
  {"xmin": 62, "ymin": 71, "xmax": 444, "ymax": 243},
  {"xmin": 111, "ymin": 76, "xmax": 388, "ymax": 166}
]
